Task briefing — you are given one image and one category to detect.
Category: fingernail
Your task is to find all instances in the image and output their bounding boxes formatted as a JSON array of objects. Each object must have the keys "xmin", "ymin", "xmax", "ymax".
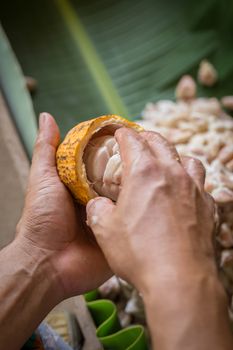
[
  {"xmin": 87, "ymin": 215, "xmax": 98, "ymax": 227},
  {"xmin": 39, "ymin": 113, "xmax": 49, "ymax": 130},
  {"xmin": 86, "ymin": 198, "xmax": 95, "ymax": 211}
]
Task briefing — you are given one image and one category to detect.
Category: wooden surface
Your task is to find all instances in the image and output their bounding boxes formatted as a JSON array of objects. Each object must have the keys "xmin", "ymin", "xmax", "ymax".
[{"xmin": 54, "ymin": 297, "xmax": 103, "ymax": 350}]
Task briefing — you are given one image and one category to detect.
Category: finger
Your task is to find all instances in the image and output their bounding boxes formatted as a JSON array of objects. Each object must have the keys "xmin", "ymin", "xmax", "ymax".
[
  {"xmin": 114, "ymin": 128, "xmax": 153, "ymax": 175},
  {"xmin": 204, "ymin": 192, "xmax": 216, "ymax": 217},
  {"xmin": 181, "ymin": 156, "xmax": 206, "ymax": 191},
  {"xmin": 140, "ymin": 131, "xmax": 180, "ymax": 163},
  {"xmin": 206, "ymin": 193, "xmax": 216, "ymax": 217},
  {"xmin": 31, "ymin": 113, "xmax": 60, "ymax": 175},
  {"xmin": 86, "ymin": 197, "xmax": 115, "ymax": 238}
]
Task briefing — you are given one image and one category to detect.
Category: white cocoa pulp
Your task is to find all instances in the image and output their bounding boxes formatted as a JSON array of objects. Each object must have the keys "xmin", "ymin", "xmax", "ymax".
[{"xmin": 84, "ymin": 135, "xmax": 122, "ymax": 201}]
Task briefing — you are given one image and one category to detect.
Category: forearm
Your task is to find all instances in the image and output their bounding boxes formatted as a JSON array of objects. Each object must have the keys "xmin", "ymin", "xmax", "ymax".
[
  {"xmin": 143, "ymin": 269, "xmax": 233, "ymax": 350},
  {"xmin": 0, "ymin": 238, "xmax": 61, "ymax": 350}
]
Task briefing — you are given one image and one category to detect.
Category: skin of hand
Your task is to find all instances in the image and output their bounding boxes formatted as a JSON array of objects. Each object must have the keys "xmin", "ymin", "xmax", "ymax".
[
  {"xmin": 17, "ymin": 113, "xmax": 111, "ymax": 296},
  {"xmin": 86, "ymin": 128, "xmax": 233, "ymax": 350},
  {"xmin": 0, "ymin": 113, "xmax": 111, "ymax": 350}
]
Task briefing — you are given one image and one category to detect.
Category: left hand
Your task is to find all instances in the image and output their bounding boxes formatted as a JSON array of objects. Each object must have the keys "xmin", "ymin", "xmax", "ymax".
[{"xmin": 16, "ymin": 113, "xmax": 111, "ymax": 299}]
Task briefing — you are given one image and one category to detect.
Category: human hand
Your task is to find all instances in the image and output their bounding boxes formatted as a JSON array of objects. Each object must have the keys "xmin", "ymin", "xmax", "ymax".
[
  {"xmin": 86, "ymin": 128, "xmax": 216, "ymax": 292},
  {"xmin": 16, "ymin": 113, "xmax": 111, "ymax": 300},
  {"xmin": 86, "ymin": 128, "xmax": 233, "ymax": 350}
]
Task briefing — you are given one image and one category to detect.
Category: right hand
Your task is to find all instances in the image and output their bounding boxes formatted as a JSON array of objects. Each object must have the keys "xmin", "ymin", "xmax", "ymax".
[{"xmin": 86, "ymin": 128, "xmax": 216, "ymax": 292}]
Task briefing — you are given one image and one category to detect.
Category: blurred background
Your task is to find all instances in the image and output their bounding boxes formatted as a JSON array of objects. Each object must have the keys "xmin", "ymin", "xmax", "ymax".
[{"xmin": 1, "ymin": 0, "xmax": 233, "ymax": 139}]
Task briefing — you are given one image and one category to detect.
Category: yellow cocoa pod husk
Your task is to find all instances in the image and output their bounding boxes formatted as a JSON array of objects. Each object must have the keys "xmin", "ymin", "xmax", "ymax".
[{"xmin": 56, "ymin": 115, "xmax": 143, "ymax": 205}]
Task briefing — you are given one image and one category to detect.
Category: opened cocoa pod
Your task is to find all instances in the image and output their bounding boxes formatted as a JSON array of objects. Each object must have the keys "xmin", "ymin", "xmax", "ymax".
[{"xmin": 56, "ymin": 115, "xmax": 143, "ymax": 205}]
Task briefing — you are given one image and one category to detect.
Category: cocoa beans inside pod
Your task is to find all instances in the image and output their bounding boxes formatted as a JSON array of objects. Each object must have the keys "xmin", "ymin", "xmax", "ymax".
[{"xmin": 56, "ymin": 115, "xmax": 142, "ymax": 204}]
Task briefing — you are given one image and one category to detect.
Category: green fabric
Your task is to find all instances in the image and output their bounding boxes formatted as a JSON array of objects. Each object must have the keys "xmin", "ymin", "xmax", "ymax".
[{"xmin": 85, "ymin": 292, "xmax": 148, "ymax": 350}]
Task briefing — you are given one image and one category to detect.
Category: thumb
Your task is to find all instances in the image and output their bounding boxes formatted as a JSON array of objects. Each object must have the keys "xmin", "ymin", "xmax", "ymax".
[
  {"xmin": 30, "ymin": 113, "xmax": 60, "ymax": 179},
  {"xmin": 86, "ymin": 197, "xmax": 115, "ymax": 240}
]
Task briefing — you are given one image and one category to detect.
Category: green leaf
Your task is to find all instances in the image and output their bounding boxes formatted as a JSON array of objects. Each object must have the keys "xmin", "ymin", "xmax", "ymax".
[
  {"xmin": 0, "ymin": 25, "xmax": 37, "ymax": 157},
  {"xmin": 1, "ymin": 0, "xmax": 233, "ymax": 141},
  {"xmin": 56, "ymin": 0, "xmax": 128, "ymax": 117}
]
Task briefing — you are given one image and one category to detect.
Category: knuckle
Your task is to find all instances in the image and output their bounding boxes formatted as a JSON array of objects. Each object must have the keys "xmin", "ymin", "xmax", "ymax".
[
  {"xmin": 170, "ymin": 164, "xmax": 187, "ymax": 179},
  {"xmin": 34, "ymin": 138, "xmax": 44, "ymax": 152},
  {"xmin": 135, "ymin": 159, "xmax": 156, "ymax": 177},
  {"xmin": 175, "ymin": 169, "xmax": 195, "ymax": 191}
]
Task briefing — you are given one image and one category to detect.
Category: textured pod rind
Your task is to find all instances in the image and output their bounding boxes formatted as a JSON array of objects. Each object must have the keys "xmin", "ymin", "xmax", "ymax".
[{"xmin": 56, "ymin": 115, "xmax": 143, "ymax": 205}]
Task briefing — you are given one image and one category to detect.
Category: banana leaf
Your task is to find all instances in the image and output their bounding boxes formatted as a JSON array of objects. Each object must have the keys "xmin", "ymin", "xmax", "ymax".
[
  {"xmin": 0, "ymin": 25, "xmax": 37, "ymax": 157},
  {"xmin": 1, "ymin": 0, "xmax": 233, "ymax": 144}
]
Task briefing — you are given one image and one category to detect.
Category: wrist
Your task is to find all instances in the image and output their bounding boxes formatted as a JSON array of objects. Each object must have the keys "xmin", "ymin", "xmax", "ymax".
[
  {"xmin": 0, "ymin": 237, "xmax": 63, "ymax": 349},
  {"xmin": 10, "ymin": 236, "xmax": 63, "ymax": 305},
  {"xmin": 141, "ymin": 262, "xmax": 233, "ymax": 350},
  {"xmin": 143, "ymin": 268, "xmax": 226, "ymax": 311},
  {"xmin": 136, "ymin": 251, "xmax": 219, "ymax": 297}
]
